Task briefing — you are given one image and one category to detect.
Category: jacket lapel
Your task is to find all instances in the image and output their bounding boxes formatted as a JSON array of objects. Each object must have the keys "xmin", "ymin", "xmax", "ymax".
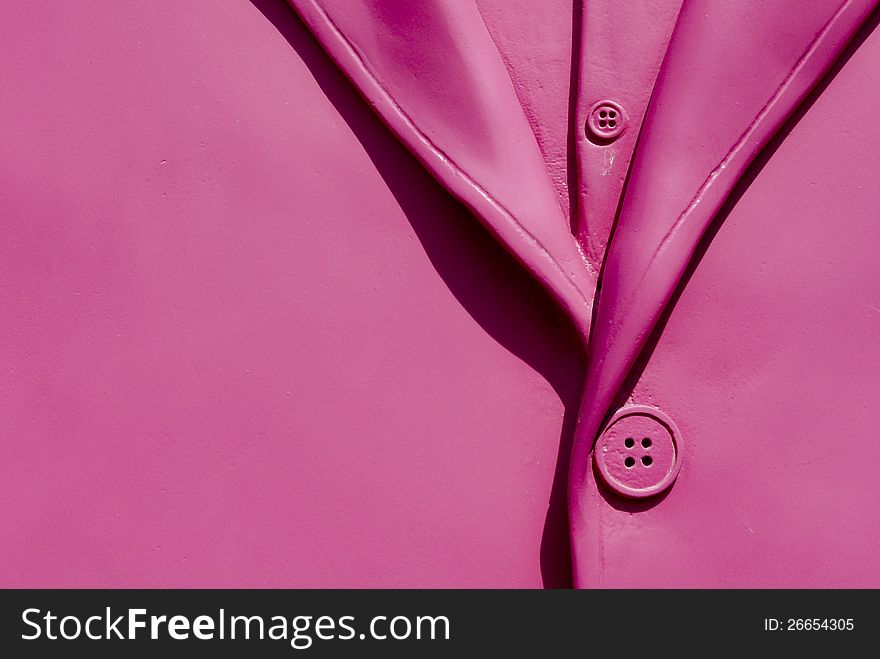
[
  {"xmin": 287, "ymin": 0, "xmax": 596, "ymax": 337},
  {"xmin": 571, "ymin": 0, "xmax": 879, "ymax": 586}
]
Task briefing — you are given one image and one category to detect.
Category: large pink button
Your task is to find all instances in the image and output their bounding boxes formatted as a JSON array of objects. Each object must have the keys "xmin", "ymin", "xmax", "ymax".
[{"xmin": 594, "ymin": 405, "xmax": 683, "ymax": 499}]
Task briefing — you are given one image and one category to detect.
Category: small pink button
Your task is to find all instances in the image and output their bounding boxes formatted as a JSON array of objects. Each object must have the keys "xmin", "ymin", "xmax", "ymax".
[
  {"xmin": 586, "ymin": 100, "xmax": 626, "ymax": 141},
  {"xmin": 594, "ymin": 405, "xmax": 683, "ymax": 499}
]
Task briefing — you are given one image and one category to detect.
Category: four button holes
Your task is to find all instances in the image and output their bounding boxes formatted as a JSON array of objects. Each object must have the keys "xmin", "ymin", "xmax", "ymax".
[
  {"xmin": 623, "ymin": 437, "xmax": 653, "ymax": 468},
  {"xmin": 597, "ymin": 107, "xmax": 618, "ymax": 129},
  {"xmin": 587, "ymin": 100, "xmax": 626, "ymax": 141}
]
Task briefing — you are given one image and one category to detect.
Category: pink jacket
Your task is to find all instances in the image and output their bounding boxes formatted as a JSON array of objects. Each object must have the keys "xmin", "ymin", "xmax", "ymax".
[{"xmin": 2, "ymin": 0, "xmax": 878, "ymax": 587}]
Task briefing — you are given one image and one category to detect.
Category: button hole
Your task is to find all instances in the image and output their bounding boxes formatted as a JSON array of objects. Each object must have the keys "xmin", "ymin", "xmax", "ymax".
[
  {"xmin": 641, "ymin": 437, "xmax": 652, "ymax": 448},
  {"xmin": 642, "ymin": 455, "xmax": 653, "ymax": 466},
  {"xmin": 624, "ymin": 457, "xmax": 635, "ymax": 468},
  {"xmin": 624, "ymin": 437, "xmax": 635, "ymax": 448}
]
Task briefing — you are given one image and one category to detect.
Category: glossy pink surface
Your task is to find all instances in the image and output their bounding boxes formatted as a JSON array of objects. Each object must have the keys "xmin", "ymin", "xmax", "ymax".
[{"xmin": 2, "ymin": 0, "xmax": 879, "ymax": 588}]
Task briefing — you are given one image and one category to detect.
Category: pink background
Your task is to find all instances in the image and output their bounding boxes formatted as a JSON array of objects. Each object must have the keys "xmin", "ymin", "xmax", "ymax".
[{"xmin": 2, "ymin": 1, "xmax": 878, "ymax": 588}]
